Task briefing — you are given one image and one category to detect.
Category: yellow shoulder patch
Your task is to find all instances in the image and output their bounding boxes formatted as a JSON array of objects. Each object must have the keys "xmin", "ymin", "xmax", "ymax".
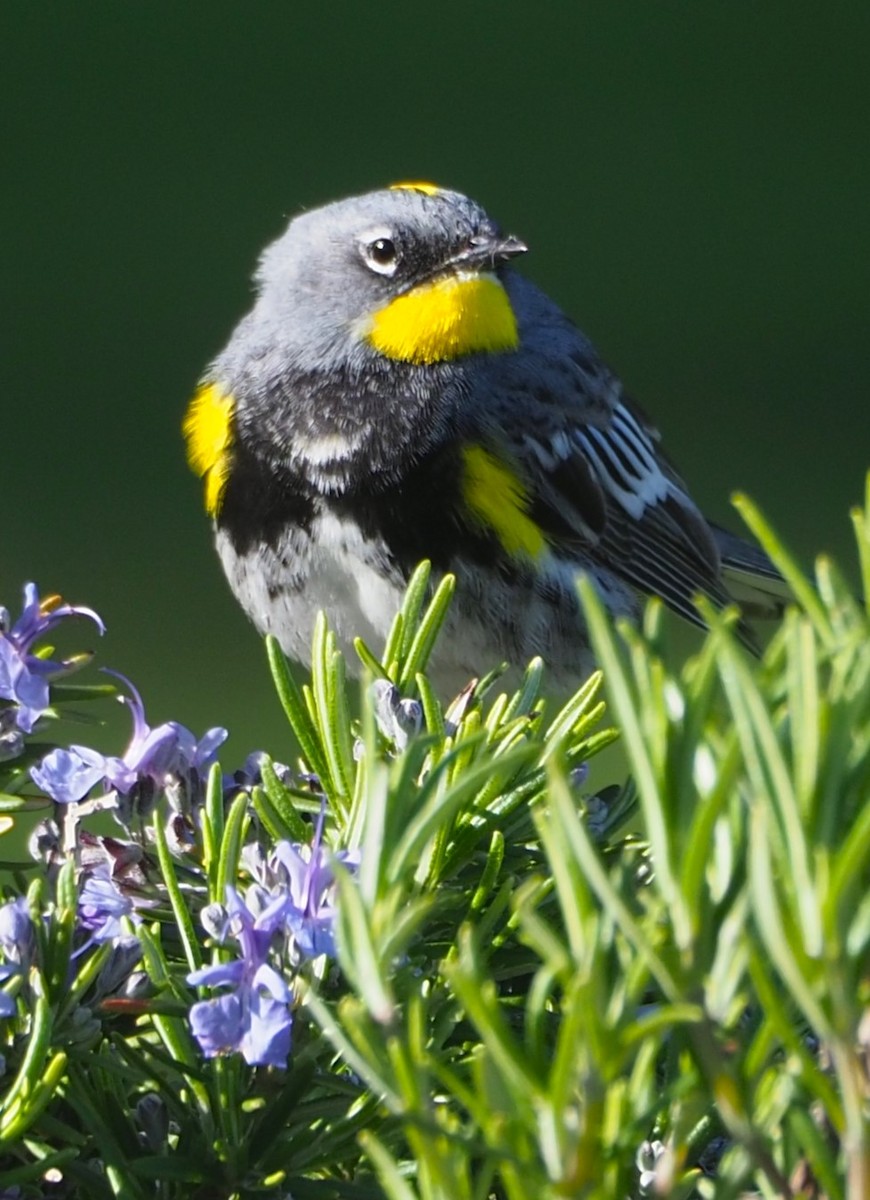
[
  {"xmin": 366, "ymin": 273, "xmax": 519, "ymax": 365},
  {"xmin": 461, "ymin": 445, "xmax": 546, "ymax": 561},
  {"xmin": 183, "ymin": 383, "xmax": 235, "ymax": 517},
  {"xmin": 389, "ymin": 181, "xmax": 442, "ymax": 196}
]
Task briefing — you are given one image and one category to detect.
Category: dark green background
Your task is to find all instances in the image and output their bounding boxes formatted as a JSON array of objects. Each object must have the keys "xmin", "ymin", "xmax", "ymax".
[{"xmin": 4, "ymin": 2, "xmax": 869, "ymax": 769}]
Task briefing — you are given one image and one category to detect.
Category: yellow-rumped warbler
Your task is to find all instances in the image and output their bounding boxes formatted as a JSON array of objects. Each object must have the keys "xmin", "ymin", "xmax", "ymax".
[{"xmin": 184, "ymin": 182, "xmax": 781, "ymax": 693}]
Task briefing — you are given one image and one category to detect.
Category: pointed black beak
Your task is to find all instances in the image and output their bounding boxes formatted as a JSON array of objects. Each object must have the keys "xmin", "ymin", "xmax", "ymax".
[
  {"xmin": 490, "ymin": 233, "xmax": 529, "ymax": 261},
  {"xmin": 451, "ymin": 231, "xmax": 528, "ymax": 270}
]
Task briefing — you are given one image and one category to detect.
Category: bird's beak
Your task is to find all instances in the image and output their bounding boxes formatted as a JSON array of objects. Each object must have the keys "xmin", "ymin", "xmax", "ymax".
[
  {"xmin": 449, "ymin": 231, "xmax": 528, "ymax": 270},
  {"xmin": 490, "ymin": 233, "xmax": 529, "ymax": 261}
]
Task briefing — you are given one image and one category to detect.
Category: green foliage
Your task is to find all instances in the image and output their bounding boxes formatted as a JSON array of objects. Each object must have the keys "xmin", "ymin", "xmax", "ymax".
[
  {"xmin": 2, "ymin": 478, "xmax": 870, "ymax": 1197},
  {"xmin": 295, "ymin": 484, "xmax": 870, "ymax": 1199}
]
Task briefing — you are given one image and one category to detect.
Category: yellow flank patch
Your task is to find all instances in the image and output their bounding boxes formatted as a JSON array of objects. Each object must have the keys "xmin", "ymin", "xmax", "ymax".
[
  {"xmin": 183, "ymin": 382, "xmax": 235, "ymax": 517},
  {"xmin": 461, "ymin": 445, "xmax": 546, "ymax": 561},
  {"xmin": 366, "ymin": 273, "xmax": 519, "ymax": 365},
  {"xmin": 389, "ymin": 180, "xmax": 441, "ymax": 196}
]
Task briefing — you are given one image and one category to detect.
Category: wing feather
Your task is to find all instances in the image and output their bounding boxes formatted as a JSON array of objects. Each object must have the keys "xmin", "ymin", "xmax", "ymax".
[
  {"xmin": 512, "ymin": 398, "xmax": 774, "ymax": 638},
  {"xmin": 475, "ymin": 276, "xmax": 782, "ymax": 637}
]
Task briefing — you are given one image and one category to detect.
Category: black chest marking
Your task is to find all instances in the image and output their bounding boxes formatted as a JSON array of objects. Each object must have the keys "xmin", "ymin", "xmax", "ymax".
[
  {"xmin": 217, "ymin": 443, "xmax": 317, "ymax": 557},
  {"xmin": 328, "ymin": 443, "xmax": 512, "ymax": 578},
  {"xmin": 218, "ymin": 431, "xmax": 516, "ymax": 586}
]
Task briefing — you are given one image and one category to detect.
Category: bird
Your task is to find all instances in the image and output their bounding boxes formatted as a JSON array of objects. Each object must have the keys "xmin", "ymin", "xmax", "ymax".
[{"xmin": 184, "ymin": 182, "xmax": 782, "ymax": 696}]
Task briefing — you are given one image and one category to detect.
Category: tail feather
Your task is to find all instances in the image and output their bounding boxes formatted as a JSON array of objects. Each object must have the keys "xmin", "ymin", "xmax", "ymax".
[{"xmin": 710, "ymin": 522, "xmax": 789, "ymax": 621}]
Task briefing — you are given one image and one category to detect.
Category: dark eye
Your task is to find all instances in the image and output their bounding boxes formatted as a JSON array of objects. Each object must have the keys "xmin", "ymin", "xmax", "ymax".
[{"xmin": 363, "ymin": 236, "xmax": 399, "ymax": 275}]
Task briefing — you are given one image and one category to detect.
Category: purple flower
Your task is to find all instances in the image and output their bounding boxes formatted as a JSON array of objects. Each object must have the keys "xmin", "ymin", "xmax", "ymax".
[
  {"xmin": 0, "ymin": 898, "xmax": 32, "ymax": 1015},
  {"xmin": 77, "ymin": 869, "xmax": 139, "ymax": 944},
  {"xmin": 0, "ymin": 583, "xmax": 104, "ymax": 733},
  {"xmin": 0, "ymin": 897, "xmax": 35, "ymax": 966},
  {"xmin": 272, "ymin": 810, "xmax": 360, "ymax": 960},
  {"xmin": 79, "ymin": 831, "xmax": 148, "ymax": 889},
  {"xmin": 30, "ymin": 745, "xmax": 109, "ymax": 805},
  {"xmin": 0, "ymin": 640, "xmax": 48, "ymax": 734},
  {"xmin": 29, "ymin": 672, "xmax": 227, "ymax": 806},
  {"xmin": 89, "ymin": 935, "xmax": 143, "ymax": 998},
  {"xmin": 187, "ymin": 886, "xmax": 293, "ymax": 1067},
  {"xmin": 0, "ymin": 583, "xmax": 104, "ymax": 653},
  {"xmin": 104, "ymin": 673, "xmax": 227, "ymax": 792},
  {"xmin": 92, "ymin": 673, "xmax": 227, "ymax": 805},
  {"xmin": 189, "ymin": 972, "xmax": 292, "ymax": 1068},
  {"xmin": 369, "ymin": 679, "xmax": 422, "ymax": 752},
  {"xmin": 224, "ymin": 751, "xmax": 293, "ymax": 800}
]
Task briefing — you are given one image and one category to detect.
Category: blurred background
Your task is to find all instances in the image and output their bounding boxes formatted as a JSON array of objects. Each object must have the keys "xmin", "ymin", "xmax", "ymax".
[{"xmin": 4, "ymin": 2, "xmax": 869, "ymax": 775}]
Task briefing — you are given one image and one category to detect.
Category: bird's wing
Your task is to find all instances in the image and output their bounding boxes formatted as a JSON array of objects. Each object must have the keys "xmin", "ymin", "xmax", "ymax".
[
  {"xmin": 512, "ymin": 394, "xmax": 738, "ymax": 628},
  {"xmin": 469, "ymin": 273, "xmax": 782, "ymax": 633}
]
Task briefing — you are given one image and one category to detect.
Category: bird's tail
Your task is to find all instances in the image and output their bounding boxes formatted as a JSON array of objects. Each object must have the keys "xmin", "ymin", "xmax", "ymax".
[{"xmin": 710, "ymin": 522, "xmax": 789, "ymax": 621}]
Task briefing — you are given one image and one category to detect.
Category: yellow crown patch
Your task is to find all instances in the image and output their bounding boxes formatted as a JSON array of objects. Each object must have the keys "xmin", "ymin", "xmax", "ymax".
[
  {"xmin": 389, "ymin": 181, "xmax": 442, "ymax": 196},
  {"xmin": 183, "ymin": 383, "xmax": 235, "ymax": 517}
]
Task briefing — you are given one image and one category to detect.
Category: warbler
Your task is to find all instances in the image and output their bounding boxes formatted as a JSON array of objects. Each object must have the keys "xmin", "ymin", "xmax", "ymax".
[{"xmin": 184, "ymin": 182, "xmax": 781, "ymax": 694}]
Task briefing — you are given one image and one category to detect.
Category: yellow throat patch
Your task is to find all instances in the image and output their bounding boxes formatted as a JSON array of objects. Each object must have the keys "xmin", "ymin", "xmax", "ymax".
[
  {"xmin": 183, "ymin": 383, "xmax": 235, "ymax": 517},
  {"xmin": 366, "ymin": 273, "xmax": 519, "ymax": 365},
  {"xmin": 461, "ymin": 445, "xmax": 546, "ymax": 561}
]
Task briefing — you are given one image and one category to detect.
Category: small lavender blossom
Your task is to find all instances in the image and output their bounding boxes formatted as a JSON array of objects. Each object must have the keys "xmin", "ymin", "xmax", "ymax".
[
  {"xmin": 0, "ymin": 896, "xmax": 35, "ymax": 966},
  {"xmin": 77, "ymin": 869, "xmax": 140, "ymax": 944},
  {"xmin": 29, "ymin": 672, "xmax": 227, "ymax": 806},
  {"xmin": 189, "ymin": 980, "xmax": 292, "ymax": 1068},
  {"xmin": 0, "ymin": 897, "xmax": 32, "ymax": 1014},
  {"xmin": 101, "ymin": 673, "xmax": 227, "ymax": 799},
  {"xmin": 369, "ymin": 679, "xmax": 423, "ymax": 752},
  {"xmin": 272, "ymin": 809, "xmax": 360, "ymax": 960},
  {"xmin": 187, "ymin": 886, "xmax": 293, "ymax": 1067},
  {"xmin": 0, "ymin": 638, "xmax": 49, "ymax": 734},
  {"xmin": 89, "ymin": 935, "xmax": 143, "ymax": 999},
  {"xmin": 28, "ymin": 818, "xmax": 60, "ymax": 864},
  {"xmin": 225, "ymin": 750, "xmax": 293, "ymax": 799},
  {"xmin": 636, "ymin": 1138, "xmax": 667, "ymax": 1194},
  {"xmin": 239, "ymin": 808, "xmax": 359, "ymax": 960},
  {"xmin": 79, "ymin": 830, "xmax": 148, "ymax": 888},
  {"xmin": 0, "ymin": 583, "xmax": 104, "ymax": 652},
  {"xmin": 584, "ymin": 793, "xmax": 609, "ymax": 839},
  {"xmin": 0, "ymin": 583, "xmax": 104, "ymax": 733},
  {"xmin": 162, "ymin": 811, "xmax": 197, "ymax": 856},
  {"xmin": 225, "ymin": 750, "xmax": 268, "ymax": 794},
  {"xmin": 30, "ymin": 745, "xmax": 109, "ymax": 805}
]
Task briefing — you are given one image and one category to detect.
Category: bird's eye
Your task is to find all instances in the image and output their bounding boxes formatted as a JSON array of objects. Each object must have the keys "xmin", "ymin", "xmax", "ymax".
[{"xmin": 363, "ymin": 237, "xmax": 399, "ymax": 275}]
